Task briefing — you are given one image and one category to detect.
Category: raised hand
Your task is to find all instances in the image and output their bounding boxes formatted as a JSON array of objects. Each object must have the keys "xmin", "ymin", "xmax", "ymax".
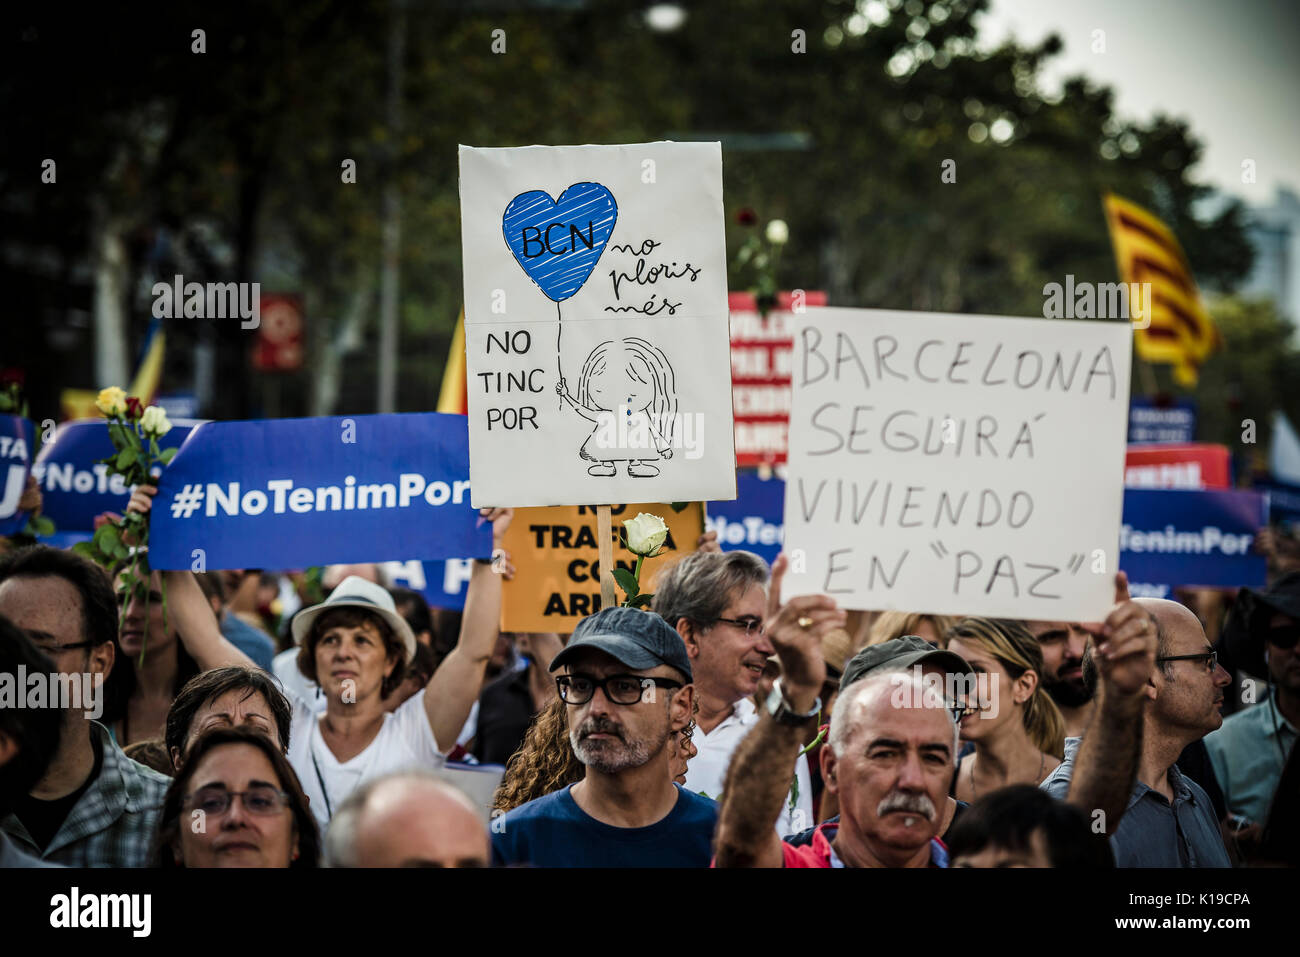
[
  {"xmin": 762, "ymin": 553, "xmax": 845, "ymax": 709},
  {"xmin": 1082, "ymin": 571, "xmax": 1156, "ymax": 698},
  {"xmin": 695, "ymin": 529, "xmax": 721, "ymax": 554}
]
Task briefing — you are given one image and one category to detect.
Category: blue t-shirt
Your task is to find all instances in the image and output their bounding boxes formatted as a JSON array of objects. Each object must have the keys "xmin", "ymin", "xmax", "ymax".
[
  {"xmin": 221, "ymin": 614, "xmax": 276, "ymax": 671},
  {"xmin": 492, "ymin": 783, "xmax": 718, "ymax": 867}
]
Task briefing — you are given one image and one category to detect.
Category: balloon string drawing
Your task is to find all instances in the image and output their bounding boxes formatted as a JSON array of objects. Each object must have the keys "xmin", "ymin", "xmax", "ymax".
[{"xmin": 501, "ymin": 182, "xmax": 679, "ymax": 478}]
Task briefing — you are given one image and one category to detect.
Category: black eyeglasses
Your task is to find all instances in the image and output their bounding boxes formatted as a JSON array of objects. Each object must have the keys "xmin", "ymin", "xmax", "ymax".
[
  {"xmin": 556, "ymin": 674, "xmax": 683, "ymax": 706},
  {"xmin": 1156, "ymin": 650, "xmax": 1218, "ymax": 672},
  {"xmin": 713, "ymin": 616, "xmax": 765, "ymax": 637},
  {"xmin": 183, "ymin": 785, "xmax": 291, "ymax": 817},
  {"xmin": 1266, "ymin": 625, "xmax": 1300, "ymax": 650}
]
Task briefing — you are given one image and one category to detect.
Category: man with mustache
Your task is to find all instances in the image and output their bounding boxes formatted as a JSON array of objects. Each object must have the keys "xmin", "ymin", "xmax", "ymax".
[
  {"xmin": 1041, "ymin": 595, "xmax": 1232, "ymax": 866},
  {"xmin": 716, "ymin": 564, "xmax": 1156, "ymax": 868},
  {"xmin": 715, "ymin": 554, "xmax": 957, "ymax": 867},
  {"xmin": 490, "ymin": 606, "xmax": 715, "ymax": 866}
]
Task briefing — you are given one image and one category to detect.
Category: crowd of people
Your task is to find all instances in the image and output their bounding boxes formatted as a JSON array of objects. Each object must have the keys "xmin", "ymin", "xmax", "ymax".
[{"xmin": 0, "ymin": 481, "xmax": 1297, "ymax": 870}]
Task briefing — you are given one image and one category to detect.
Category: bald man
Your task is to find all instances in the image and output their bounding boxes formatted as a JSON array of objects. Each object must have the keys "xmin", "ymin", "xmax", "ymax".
[
  {"xmin": 324, "ymin": 771, "xmax": 490, "ymax": 867},
  {"xmin": 1041, "ymin": 589, "xmax": 1232, "ymax": 867}
]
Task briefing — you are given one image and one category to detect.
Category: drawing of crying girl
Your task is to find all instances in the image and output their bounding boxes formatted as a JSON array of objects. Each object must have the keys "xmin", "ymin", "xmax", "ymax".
[{"xmin": 557, "ymin": 337, "xmax": 678, "ymax": 477}]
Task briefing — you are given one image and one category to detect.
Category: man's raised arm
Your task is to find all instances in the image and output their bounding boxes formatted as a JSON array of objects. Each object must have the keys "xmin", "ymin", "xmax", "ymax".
[
  {"xmin": 1064, "ymin": 572, "xmax": 1156, "ymax": 834},
  {"xmin": 715, "ymin": 554, "xmax": 843, "ymax": 868}
]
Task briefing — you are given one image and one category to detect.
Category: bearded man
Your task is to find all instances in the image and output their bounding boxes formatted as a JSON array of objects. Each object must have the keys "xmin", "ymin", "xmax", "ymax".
[{"xmin": 490, "ymin": 607, "xmax": 717, "ymax": 867}]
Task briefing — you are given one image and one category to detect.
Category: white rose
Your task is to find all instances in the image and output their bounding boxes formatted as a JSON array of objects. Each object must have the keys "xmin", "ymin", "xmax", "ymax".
[
  {"xmin": 765, "ymin": 219, "xmax": 789, "ymax": 245},
  {"xmin": 623, "ymin": 512, "xmax": 669, "ymax": 557},
  {"xmin": 140, "ymin": 405, "xmax": 172, "ymax": 438}
]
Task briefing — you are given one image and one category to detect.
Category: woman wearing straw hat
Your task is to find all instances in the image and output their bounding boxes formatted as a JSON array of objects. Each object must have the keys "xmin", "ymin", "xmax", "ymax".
[
  {"xmin": 280, "ymin": 509, "xmax": 513, "ymax": 831},
  {"xmin": 134, "ymin": 491, "xmax": 513, "ymax": 832}
]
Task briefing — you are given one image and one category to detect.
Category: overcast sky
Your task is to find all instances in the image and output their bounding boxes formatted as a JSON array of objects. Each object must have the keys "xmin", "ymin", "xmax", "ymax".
[{"xmin": 979, "ymin": 0, "xmax": 1299, "ymax": 204}]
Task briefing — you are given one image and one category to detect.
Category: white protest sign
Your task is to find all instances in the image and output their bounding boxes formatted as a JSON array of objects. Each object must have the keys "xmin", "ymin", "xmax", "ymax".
[
  {"xmin": 782, "ymin": 307, "xmax": 1133, "ymax": 620},
  {"xmin": 458, "ymin": 142, "xmax": 736, "ymax": 508}
]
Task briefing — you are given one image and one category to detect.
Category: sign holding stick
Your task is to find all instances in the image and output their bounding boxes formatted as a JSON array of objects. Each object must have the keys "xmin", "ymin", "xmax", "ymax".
[
  {"xmin": 781, "ymin": 308, "xmax": 1133, "ymax": 620},
  {"xmin": 597, "ymin": 504, "xmax": 615, "ymax": 609},
  {"xmin": 458, "ymin": 142, "xmax": 736, "ymax": 507}
]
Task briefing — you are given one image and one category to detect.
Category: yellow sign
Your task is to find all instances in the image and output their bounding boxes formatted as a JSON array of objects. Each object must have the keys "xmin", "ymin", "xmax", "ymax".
[{"xmin": 501, "ymin": 502, "xmax": 705, "ymax": 633}]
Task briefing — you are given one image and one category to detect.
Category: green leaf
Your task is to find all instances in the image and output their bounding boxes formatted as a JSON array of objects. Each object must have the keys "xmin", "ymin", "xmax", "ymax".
[
  {"xmin": 630, "ymin": 593, "xmax": 654, "ymax": 609},
  {"xmin": 116, "ymin": 447, "xmax": 138, "ymax": 470},
  {"xmin": 70, "ymin": 541, "xmax": 98, "ymax": 561},
  {"xmin": 30, "ymin": 515, "xmax": 55, "ymax": 536},
  {"xmin": 93, "ymin": 523, "xmax": 118, "ymax": 553},
  {"xmin": 158, "ymin": 447, "xmax": 178, "ymax": 465},
  {"xmin": 611, "ymin": 566, "xmax": 640, "ymax": 600},
  {"xmin": 669, "ymin": 501, "xmax": 688, "ymax": 512}
]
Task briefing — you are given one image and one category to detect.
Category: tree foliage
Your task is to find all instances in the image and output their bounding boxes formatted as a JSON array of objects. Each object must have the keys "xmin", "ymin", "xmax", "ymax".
[{"xmin": 1, "ymin": 0, "xmax": 1267, "ymax": 422}]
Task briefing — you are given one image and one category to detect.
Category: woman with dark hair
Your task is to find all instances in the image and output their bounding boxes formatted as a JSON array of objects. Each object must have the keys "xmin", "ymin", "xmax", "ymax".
[
  {"xmin": 123, "ymin": 489, "xmax": 512, "ymax": 834},
  {"xmin": 153, "ymin": 726, "xmax": 319, "ymax": 868},
  {"xmin": 947, "ymin": 784, "xmax": 1114, "ymax": 868}
]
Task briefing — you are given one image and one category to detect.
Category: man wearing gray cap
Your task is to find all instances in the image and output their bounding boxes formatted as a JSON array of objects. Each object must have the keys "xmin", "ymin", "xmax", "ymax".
[{"xmin": 491, "ymin": 606, "xmax": 717, "ymax": 867}]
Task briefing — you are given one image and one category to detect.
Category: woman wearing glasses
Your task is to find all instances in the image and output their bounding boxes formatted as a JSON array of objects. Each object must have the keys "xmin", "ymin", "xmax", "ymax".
[{"xmin": 153, "ymin": 726, "xmax": 319, "ymax": 868}]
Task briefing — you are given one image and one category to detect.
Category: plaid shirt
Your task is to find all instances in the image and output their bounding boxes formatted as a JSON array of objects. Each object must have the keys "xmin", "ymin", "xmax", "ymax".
[{"xmin": 1, "ymin": 721, "xmax": 169, "ymax": 868}]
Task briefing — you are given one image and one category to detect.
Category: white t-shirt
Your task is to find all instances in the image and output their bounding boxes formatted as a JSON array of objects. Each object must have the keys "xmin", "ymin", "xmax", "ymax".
[
  {"xmin": 288, "ymin": 688, "xmax": 447, "ymax": 832},
  {"xmin": 272, "ymin": 648, "xmax": 327, "ymax": 714},
  {"xmin": 682, "ymin": 696, "xmax": 815, "ymax": 836}
]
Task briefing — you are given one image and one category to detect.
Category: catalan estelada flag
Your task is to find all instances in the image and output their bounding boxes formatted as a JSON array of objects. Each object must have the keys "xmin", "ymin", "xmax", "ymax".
[
  {"xmin": 436, "ymin": 309, "xmax": 468, "ymax": 414},
  {"xmin": 1103, "ymin": 193, "xmax": 1219, "ymax": 386}
]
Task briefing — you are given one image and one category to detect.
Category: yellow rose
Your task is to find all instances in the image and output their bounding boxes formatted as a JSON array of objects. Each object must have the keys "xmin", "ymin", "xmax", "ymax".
[{"xmin": 95, "ymin": 386, "xmax": 128, "ymax": 417}]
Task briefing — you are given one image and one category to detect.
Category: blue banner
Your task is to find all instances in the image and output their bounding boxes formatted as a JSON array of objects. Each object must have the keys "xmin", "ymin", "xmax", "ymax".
[
  {"xmin": 707, "ymin": 471, "xmax": 785, "ymax": 566},
  {"xmin": 1254, "ymin": 479, "xmax": 1300, "ymax": 526},
  {"xmin": 32, "ymin": 418, "xmax": 199, "ymax": 534},
  {"xmin": 1128, "ymin": 399, "xmax": 1196, "ymax": 444},
  {"xmin": 1119, "ymin": 488, "xmax": 1267, "ymax": 596},
  {"xmin": 384, "ymin": 559, "xmax": 474, "ymax": 612},
  {"xmin": 150, "ymin": 413, "xmax": 491, "ymax": 571},
  {"xmin": 0, "ymin": 416, "xmax": 36, "ymax": 535}
]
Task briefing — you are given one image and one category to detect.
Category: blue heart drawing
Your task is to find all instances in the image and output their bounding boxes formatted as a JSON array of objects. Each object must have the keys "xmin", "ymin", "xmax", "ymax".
[{"xmin": 502, "ymin": 182, "xmax": 618, "ymax": 302}]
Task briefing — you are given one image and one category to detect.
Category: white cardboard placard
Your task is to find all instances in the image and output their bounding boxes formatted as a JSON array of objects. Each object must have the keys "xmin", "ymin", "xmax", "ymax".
[
  {"xmin": 459, "ymin": 142, "xmax": 736, "ymax": 508},
  {"xmin": 782, "ymin": 307, "xmax": 1133, "ymax": 621}
]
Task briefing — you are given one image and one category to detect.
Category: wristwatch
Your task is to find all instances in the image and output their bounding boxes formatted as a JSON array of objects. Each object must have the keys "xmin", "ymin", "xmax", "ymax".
[{"xmin": 765, "ymin": 677, "xmax": 821, "ymax": 727}]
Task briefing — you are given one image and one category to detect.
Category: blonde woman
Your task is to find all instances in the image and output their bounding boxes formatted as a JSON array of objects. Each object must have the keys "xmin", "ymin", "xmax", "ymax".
[
  {"xmin": 866, "ymin": 611, "xmax": 958, "ymax": 649},
  {"xmin": 945, "ymin": 618, "xmax": 1066, "ymax": 804}
]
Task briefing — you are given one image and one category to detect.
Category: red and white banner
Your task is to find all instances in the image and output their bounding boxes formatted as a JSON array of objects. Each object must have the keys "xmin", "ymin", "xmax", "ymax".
[
  {"xmin": 1124, "ymin": 443, "xmax": 1231, "ymax": 490},
  {"xmin": 729, "ymin": 290, "xmax": 826, "ymax": 466}
]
